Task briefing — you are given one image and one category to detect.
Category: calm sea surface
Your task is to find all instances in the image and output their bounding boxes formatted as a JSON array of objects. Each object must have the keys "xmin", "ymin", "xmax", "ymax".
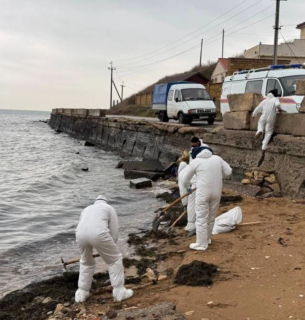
[{"xmin": 0, "ymin": 109, "xmax": 168, "ymax": 297}]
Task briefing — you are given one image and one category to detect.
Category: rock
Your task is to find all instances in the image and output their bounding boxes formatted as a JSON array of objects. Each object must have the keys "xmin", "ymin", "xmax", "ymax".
[
  {"xmin": 296, "ymin": 79, "xmax": 305, "ymax": 95},
  {"xmin": 207, "ymin": 301, "xmax": 214, "ymax": 305},
  {"xmin": 54, "ymin": 304, "xmax": 64, "ymax": 314},
  {"xmin": 299, "ymin": 98, "xmax": 305, "ymax": 113},
  {"xmin": 63, "ymin": 302, "xmax": 70, "ymax": 307},
  {"xmin": 265, "ymin": 174, "xmax": 276, "ymax": 184},
  {"xmin": 117, "ymin": 160, "xmax": 164, "ymax": 172},
  {"xmin": 77, "ymin": 308, "xmax": 87, "ymax": 316},
  {"xmin": 141, "ymin": 268, "xmax": 157, "ymax": 282},
  {"xmin": 84, "ymin": 141, "xmax": 95, "ymax": 147},
  {"xmin": 242, "ymin": 179, "xmax": 251, "ymax": 184},
  {"xmin": 158, "ymin": 275, "xmax": 168, "ymax": 281},
  {"xmin": 130, "ymin": 178, "xmax": 152, "ymax": 189},
  {"xmin": 81, "ymin": 167, "xmax": 89, "ymax": 171},
  {"xmin": 212, "ymin": 125, "xmax": 224, "ymax": 134},
  {"xmin": 106, "ymin": 309, "xmax": 117, "ymax": 319},
  {"xmin": 244, "ymin": 172, "xmax": 253, "ymax": 178},
  {"xmin": 124, "ymin": 170, "xmax": 165, "ymax": 181},
  {"xmin": 269, "ymin": 183, "xmax": 281, "ymax": 193},
  {"xmin": 184, "ymin": 311, "xmax": 194, "ymax": 316},
  {"xmin": 223, "ymin": 111, "xmax": 251, "ymax": 130},
  {"xmin": 47, "ymin": 311, "xmax": 53, "ymax": 315},
  {"xmin": 42, "ymin": 297, "xmax": 52, "ymax": 304},
  {"xmin": 250, "ymin": 179, "xmax": 262, "ymax": 186},
  {"xmin": 227, "ymin": 93, "xmax": 263, "ymax": 112},
  {"xmin": 33, "ymin": 296, "xmax": 45, "ymax": 303}
]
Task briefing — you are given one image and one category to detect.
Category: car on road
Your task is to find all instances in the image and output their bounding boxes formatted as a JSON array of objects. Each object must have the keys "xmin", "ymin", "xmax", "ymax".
[{"xmin": 152, "ymin": 82, "xmax": 217, "ymax": 124}]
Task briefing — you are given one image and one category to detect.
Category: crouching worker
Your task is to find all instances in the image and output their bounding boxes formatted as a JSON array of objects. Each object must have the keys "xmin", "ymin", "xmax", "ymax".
[
  {"xmin": 75, "ymin": 195, "xmax": 133, "ymax": 303},
  {"xmin": 177, "ymin": 151, "xmax": 190, "ymax": 210},
  {"xmin": 183, "ymin": 149, "xmax": 232, "ymax": 251}
]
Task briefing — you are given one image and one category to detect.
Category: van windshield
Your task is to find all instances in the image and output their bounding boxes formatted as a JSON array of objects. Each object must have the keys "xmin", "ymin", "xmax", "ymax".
[
  {"xmin": 279, "ymin": 75, "xmax": 305, "ymax": 96},
  {"xmin": 181, "ymin": 88, "xmax": 211, "ymax": 101}
]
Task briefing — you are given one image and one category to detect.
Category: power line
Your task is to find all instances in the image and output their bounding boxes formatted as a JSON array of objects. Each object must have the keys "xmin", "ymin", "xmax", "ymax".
[
  {"xmin": 114, "ymin": 0, "xmax": 252, "ymax": 63},
  {"xmin": 279, "ymin": 30, "xmax": 301, "ymax": 63},
  {"xmin": 116, "ymin": 0, "xmax": 265, "ymax": 69},
  {"xmin": 116, "ymin": 14, "xmax": 274, "ymax": 80}
]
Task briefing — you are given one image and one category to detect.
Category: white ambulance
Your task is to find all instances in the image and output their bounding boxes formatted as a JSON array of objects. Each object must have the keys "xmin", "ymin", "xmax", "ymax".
[{"xmin": 220, "ymin": 64, "xmax": 305, "ymax": 114}]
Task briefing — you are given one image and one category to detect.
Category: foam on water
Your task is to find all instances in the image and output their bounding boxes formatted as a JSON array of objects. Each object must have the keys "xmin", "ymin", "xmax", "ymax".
[{"xmin": 0, "ymin": 110, "xmax": 167, "ymax": 297}]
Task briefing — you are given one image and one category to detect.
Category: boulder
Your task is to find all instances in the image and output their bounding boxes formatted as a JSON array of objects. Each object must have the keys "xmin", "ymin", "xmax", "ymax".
[
  {"xmin": 296, "ymin": 79, "xmax": 305, "ymax": 95},
  {"xmin": 269, "ymin": 183, "xmax": 281, "ymax": 193},
  {"xmin": 223, "ymin": 111, "xmax": 251, "ymax": 130},
  {"xmin": 227, "ymin": 93, "xmax": 263, "ymax": 112},
  {"xmin": 124, "ymin": 170, "xmax": 165, "ymax": 181},
  {"xmin": 212, "ymin": 125, "xmax": 224, "ymax": 134},
  {"xmin": 265, "ymin": 174, "xmax": 276, "ymax": 184},
  {"xmin": 130, "ymin": 178, "xmax": 152, "ymax": 189},
  {"xmin": 242, "ymin": 179, "xmax": 251, "ymax": 184}
]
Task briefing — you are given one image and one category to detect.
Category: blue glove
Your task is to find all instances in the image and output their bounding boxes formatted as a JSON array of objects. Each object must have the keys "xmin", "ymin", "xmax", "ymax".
[
  {"xmin": 184, "ymin": 206, "xmax": 188, "ymax": 211},
  {"xmin": 187, "ymin": 188, "xmax": 194, "ymax": 194}
]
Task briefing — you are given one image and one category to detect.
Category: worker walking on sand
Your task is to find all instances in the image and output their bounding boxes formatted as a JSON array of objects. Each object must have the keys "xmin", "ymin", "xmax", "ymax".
[
  {"xmin": 185, "ymin": 137, "xmax": 212, "ymax": 236},
  {"xmin": 75, "ymin": 195, "xmax": 133, "ymax": 303},
  {"xmin": 253, "ymin": 89, "xmax": 282, "ymax": 151},
  {"xmin": 183, "ymin": 148, "xmax": 232, "ymax": 251}
]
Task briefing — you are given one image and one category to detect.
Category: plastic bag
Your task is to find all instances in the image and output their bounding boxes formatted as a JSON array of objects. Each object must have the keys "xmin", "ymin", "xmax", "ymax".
[{"xmin": 212, "ymin": 206, "xmax": 242, "ymax": 235}]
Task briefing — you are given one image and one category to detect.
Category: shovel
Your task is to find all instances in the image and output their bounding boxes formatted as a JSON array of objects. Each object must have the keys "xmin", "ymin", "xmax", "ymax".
[
  {"xmin": 152, "ymin": 188, "xmax": 196, "ymax": 231},
  {"xmin": 166, "ymin": 209, "xmax": 187, "ymax": 233},
  {"xmin": 61, "ymin": 254, "xmax": 100, "ymax": 270}
]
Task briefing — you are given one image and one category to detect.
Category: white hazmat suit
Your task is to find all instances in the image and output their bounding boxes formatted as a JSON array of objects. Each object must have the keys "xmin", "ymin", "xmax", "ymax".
[
  {"xmin": 185, "ymin": 140, "xmax": 210, "ymax": 232},
  {"xmin": 183, "ymin": 150, "xmax": 232, "ymax": 250},
  {"xmin": 253, "ymin": 93, "xmax": 281, "ymax": 151},
  {"xmin": 75, "ymin": 195, "xmax": 133, "ymax": 303},
  {"xmin": 178, "ymin": 162, "xmax": 188, "ymax": 208}
]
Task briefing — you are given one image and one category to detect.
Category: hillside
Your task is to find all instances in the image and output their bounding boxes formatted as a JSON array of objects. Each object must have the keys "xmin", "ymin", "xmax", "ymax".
[{"xmin": 106, "ymin": 61, "xmax": 217, "ymax": 117}]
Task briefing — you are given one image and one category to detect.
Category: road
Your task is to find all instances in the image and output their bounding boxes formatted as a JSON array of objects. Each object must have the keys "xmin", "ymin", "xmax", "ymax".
[{"xmin": 107, "ymin": 115, "xmax": 223, "ymax": 131}]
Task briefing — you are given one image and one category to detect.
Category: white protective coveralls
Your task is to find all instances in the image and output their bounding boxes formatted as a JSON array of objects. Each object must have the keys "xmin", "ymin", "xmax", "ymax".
[
  {"xmin": 185, "ymin": 140, "xmax": 210, "ymax": 232},
  {"xmin": 183, "ymin": 150, "xmax": 232, "ymax": 250},
  {"xmin": 75, "ymin": 195, "xmax": 133, "ymax": 303},
  {"xmin": 252, "ymin": 93, "xmax": 281, "ymax": 151},
  {"xmin": 178, "ymin": 162, "xmax": 188, "ymax": 208}
]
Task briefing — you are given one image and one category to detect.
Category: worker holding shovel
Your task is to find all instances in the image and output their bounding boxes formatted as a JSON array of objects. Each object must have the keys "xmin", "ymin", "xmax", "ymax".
[{"xmin": 75, "ymin": 195, "xmax": 133, "ymax": 303}]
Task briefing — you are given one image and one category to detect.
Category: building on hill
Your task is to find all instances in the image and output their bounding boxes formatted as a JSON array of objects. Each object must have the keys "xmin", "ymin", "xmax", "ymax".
[
  {"xmin": 210, "ymin": 58, "xmax": 228, "ymax": 83},
  {"xmin": 244, "ymin": 22, "xmax": 305, "ymax": 64},
  {"xmin": 135, "ymin": 71, "xmax": 209, "ymax": 106}
]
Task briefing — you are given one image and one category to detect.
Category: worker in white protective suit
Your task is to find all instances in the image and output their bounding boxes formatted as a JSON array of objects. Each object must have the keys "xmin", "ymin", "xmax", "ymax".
[
  {"xmin": 75, "ymin": 195, "xmax": 133, "ymax": 303},
  {"xmin": 183, "ymin": 148, "xmax": 232, "ymax": 250},
  {"xmin": 177, "ymin": 151, "xmax": 190, "ymax": 210},
  {"xmin": 185, "ymin": 137, "xmax": 212, "ymax": 236},
  {"xmin": 253, "ymin": 89, "xmax": 282, "ymax": 151}
]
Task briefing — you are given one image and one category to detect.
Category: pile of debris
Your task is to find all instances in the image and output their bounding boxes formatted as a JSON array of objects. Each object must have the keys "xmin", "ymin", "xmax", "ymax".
[{"xmin": 242, "ymin": 168, "xmax": 281, "ymax": 198}]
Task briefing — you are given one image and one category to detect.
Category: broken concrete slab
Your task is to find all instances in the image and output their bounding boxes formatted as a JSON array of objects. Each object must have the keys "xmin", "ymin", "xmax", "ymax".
[
  {"xmin": 228, "ymin": 93, "xmax": 263, "ymax": 112},
  {"xmin": 299, "ymin": 97, "xmax": 305, "ymax": 113},
  {"xmin": 296, "ymin": 79, "xmax": 305, "ymax": 95},
  {"xmin": 130, "ymin": 178, "xmax": 152, "ymax": 189},
  {"xmin": 124, "ymin": 170, "xmax": 165, "ymax": 181},
  {"xmin": 223, "ymin": 111, "xmax": 251, "ymax": 130},
  {"xmin": 114, "ymin": 302, "xmax": 186, "ymax": 320},
  {"xmin": 117, "ymin": 160, "xmax": 164, "ymax": 172}
]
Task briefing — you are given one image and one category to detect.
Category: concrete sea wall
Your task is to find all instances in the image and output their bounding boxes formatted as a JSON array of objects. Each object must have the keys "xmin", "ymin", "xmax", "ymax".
[{"xmin": 49, "ymin": 112, "xmax": 305, "ymax": 198}]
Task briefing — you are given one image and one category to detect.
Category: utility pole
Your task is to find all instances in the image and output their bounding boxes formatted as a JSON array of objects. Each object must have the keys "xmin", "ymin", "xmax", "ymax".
[
  {"xmin": 120, "ymin": 82, "xmax": 126, "ymax": 101},
  {"xmin": 222, "ymin": 29, "xmax": 225, "ymax": 58},
  {"xmin": 108, "ymin": 62, "xmax": 116, "ymax": 109},
  {"xmin": 199, "ymin": 39, "xmax": 203, "ymax": 68},
  {"xmin": 273, "ymin": 0, "xmax": 287, "ymax": 64}
]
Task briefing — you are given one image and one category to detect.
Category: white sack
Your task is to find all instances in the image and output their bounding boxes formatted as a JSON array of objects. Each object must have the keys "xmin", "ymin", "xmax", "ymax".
[{"xmin": 212, "ymin": 206, "xmax": 242, "ymax": 235}]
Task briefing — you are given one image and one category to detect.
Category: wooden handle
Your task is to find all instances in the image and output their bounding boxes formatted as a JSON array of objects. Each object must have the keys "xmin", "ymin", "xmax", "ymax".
[
  {"xmin": 168, "ymin": 210, "xmax": 187, "ymax": 231},
  {"xmin": 239, "ymin": 221, "xmax": 261, "ymax": 226},
  {"xmin": 162, "ymin": 188, "xmax": 196, "ymax": 214},
  {"xmin": 66, "ymin": 254, "xmax": 100, "ymax": 265}
]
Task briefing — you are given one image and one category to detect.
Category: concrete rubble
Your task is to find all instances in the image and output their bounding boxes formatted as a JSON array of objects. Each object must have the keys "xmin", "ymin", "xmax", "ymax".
[
  {"xmin": 227, "ymin": 93, "xmax": 263, "ymax": 112},
  {"xmin": 130, "ymin": 178, "xmax": 153, "ymax": 189},
  {"xmin": 223, "ymin": 111, "xmax": 251, "ymax": 130}
]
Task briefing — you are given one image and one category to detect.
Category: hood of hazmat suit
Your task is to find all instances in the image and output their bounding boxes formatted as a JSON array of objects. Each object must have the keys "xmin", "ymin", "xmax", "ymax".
[
  {"xmin": 183, "ymin": 150, "xmax": 232, "ymax": 250},
  {"xmin": 178, "ymin": 162, "xmax": 188, "ymax": 207},
  {"xmin": 75, "ymin": 196, "xmax": 133, "ymax": 303}
]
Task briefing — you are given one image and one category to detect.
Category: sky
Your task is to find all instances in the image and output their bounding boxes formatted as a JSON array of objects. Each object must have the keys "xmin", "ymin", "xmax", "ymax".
[{"xmin": 0, "ymin": 0, "xmax": 304, "ymax": 111}]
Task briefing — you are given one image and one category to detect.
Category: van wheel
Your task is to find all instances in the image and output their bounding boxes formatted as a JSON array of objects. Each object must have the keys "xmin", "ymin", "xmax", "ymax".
[
  {"xmin": 207, "ymin": 117, "xmax": 215, "ymax": 125},
  {"xmin": 178, "ymin": 112, "xmax": 187, "ymax": 124},
  {"xmin": 158, "ymin": 111, "xmax": 169, "ymax": 122}
]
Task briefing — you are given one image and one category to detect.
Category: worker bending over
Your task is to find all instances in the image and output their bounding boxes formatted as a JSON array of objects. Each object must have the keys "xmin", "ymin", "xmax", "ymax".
[
  {"xmin": 177, "ymin": 151, "xmax": 190, "ymax": 211},
  {"xmin": 183, "ymin": 149, "xmax": 232, "ymax": 251},
  {"xmin": 75, "ymin": 195, "xmax": 133, "ymax": 303},
  {"xmin": 253, "ymin": 89, "xmax": 282, "ymax": 151}
]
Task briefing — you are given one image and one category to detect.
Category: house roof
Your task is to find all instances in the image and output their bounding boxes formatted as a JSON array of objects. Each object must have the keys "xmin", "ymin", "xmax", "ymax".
[
  {"xmin": 218, "ymin": 58, "xmax": 229, "ymax": 71},
  {"xmin": 297, "ymin": 22, "xmax": 305, "ymax": 29},
  {"xmin": 162, "ymin": 71, "xmax": 209, "ymax": 83}
]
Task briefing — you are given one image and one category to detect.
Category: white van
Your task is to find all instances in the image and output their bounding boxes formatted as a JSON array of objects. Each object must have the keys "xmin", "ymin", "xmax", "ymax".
[
  {"xmin": 152, "ymin": 82, "xmax": 217, "ymax": 124},
  {"xmin": 221, "ymin": 64, "xmax": 305, "ymax": 114}
]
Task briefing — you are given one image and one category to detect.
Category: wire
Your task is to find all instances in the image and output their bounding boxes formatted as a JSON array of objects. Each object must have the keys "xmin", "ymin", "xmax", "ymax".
[
  {"xmin": 116, "ymin": 0, "xmax": 266, "ymax": 69},
  {"xmin": 279, "ymin": 30, "xmax": 301, "ymax": 64},
  {"xmin": 116, "ymin": 14, "xmax": 274, "ymax": 80},
  {"xmin": 113, "ymin": 0, "xmax": 258, "ymax": 64}
]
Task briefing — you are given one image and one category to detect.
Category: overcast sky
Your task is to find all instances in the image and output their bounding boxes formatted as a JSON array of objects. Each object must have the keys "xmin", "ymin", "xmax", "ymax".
[{"xmin": 0, "ymin": 0, "xmax": 304, "ymax": 111}]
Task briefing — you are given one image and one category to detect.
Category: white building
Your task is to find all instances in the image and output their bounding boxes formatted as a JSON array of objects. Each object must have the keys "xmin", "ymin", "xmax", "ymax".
[
  {"xmin": 211, "ymin": 58, "xmax": 228, "ymax": 83},
  {"xmin": 244, "ymin": 22, "xmax": 305, "ymax": 64}
]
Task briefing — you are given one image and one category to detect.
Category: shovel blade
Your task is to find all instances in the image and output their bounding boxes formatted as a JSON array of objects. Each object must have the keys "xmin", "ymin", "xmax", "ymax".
[{"xmin": 152, "ymin": 216, "xmax": 161, "ymax": 232}]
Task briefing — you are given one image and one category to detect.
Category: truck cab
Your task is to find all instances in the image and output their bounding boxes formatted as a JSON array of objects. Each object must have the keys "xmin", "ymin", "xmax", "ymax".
[{"xmin": 152, "ymin": 82, "xmax": 217, "ymax": 124}]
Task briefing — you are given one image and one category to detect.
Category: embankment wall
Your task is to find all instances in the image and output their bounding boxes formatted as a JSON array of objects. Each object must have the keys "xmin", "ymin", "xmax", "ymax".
[{"xmin": 49, "ymin": 113, "xmax": 305, "ymax": 198}]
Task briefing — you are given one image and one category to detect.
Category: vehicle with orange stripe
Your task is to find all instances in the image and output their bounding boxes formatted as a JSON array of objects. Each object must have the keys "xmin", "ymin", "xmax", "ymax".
[{"xmin": 221, "ymin": 64, "xmax": 305, "ymax": 115}]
